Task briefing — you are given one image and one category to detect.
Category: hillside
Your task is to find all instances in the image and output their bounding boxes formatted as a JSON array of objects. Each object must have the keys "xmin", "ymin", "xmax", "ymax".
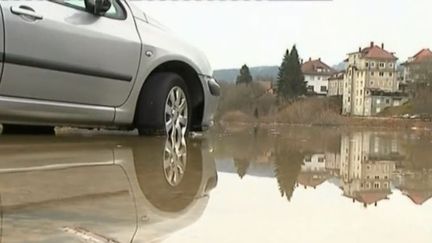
[
  {"xmin": 214, "ymin": 62, "xmax": 347, "ymax": 83},
  {"xmin": 214, "ymin": 66, "xmax": 279, "ymax": 83}
]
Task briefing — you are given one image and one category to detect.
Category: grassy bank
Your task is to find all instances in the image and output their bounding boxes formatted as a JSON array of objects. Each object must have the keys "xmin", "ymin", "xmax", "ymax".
[{"xmin": 216, "ymin": 83, "xmax": 432, "ymax": 130}]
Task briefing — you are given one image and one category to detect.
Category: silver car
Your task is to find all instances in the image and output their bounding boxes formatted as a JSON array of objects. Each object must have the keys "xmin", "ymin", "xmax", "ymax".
[{"xmin": 0, "ymin": 0, "xmax": 220, "ymax": 136}]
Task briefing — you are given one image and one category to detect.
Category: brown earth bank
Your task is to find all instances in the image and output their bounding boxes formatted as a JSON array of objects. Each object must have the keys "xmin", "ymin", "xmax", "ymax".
[{"xmin": 217, "ymin": 99, "xmax": 432, "ymax": 131}]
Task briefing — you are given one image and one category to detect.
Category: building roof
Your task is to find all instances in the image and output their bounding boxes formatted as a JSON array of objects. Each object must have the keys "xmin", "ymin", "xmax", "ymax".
[
  {"xmin": 301, "ymin": 58, "xmax": 336, "ymax": 76},
  {"xmin": 350, "ymin": 42, "xmax": 398, "ymax": 61},
  {"xmin": 403, "ymin": 48, "xmax": 432, "ymax": 65},
  {"xmin": 355, "ymin": 191, "xmax": 390, "ymax": 205},
  {"xmin": 328, "ymin": 71, "xmax": 345, "ymax": 80},
  {"xmin": 297, "ymin": 171, "xmax": 330, "ymax": 188},
  {"xmin": 402, "ymin": 189, "xmax": 432, "ymax": 205},
  {"xmin": 367, "ymin": 88, "xmax": 408, "ymax": 97}
]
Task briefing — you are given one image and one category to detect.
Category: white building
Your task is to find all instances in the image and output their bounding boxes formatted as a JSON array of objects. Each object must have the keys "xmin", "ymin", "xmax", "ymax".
[
  {"xmin": 302, "ymin": 58, "xmax": 336, "ymax": 95},
  {"xmin": 299, "ymin": 153, "xmax": 330, "ymax": 189}
]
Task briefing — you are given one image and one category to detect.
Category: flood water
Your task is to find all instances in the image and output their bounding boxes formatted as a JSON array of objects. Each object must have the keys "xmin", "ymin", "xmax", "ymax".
[{"xmin": 0, "ymin": 126, "xmax": 432, "ymax": 242}]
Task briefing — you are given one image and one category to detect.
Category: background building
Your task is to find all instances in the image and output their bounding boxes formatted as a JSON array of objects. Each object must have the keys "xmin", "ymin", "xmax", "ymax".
[
  {"xmin": 301, "ymin": 58, "xmax": 336, "ymax": 95},
  {"xmin": 327, "ymin": 71, "xmax": 344, "ymax": 96},
  {"xmin": 402, "ymin": 48, "xmax": 432, "ymax": 84},
  {"xmin": 342, "ymin": 42, "xmax": 403, "ymax": 116}
]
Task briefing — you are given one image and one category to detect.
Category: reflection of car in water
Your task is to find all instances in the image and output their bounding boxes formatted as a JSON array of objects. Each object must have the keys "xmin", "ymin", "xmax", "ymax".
[{"xmin": 0, "ymin": 136, "xmax": 217, "ymax": 242}]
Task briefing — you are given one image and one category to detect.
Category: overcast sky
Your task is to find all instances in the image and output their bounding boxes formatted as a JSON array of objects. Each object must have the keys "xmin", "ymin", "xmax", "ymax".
[{"xmin": 135, "ymin": 0, "xmax": 431, "ymax": 70}]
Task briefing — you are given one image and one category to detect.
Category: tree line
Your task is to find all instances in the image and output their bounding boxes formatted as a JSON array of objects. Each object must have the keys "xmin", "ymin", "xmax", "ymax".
[{"xmin": 236, "ymin": 45, "xmax": 307, "ymax": 100}]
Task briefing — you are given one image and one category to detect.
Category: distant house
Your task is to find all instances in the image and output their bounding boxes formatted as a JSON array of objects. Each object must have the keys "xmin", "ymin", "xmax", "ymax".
[
  {"xmin": 327, "ymin": 71, "xmax": 344, "ymax": 97},
  {"xmin": 401, "ymin": 48, "xmax": 432, "ymax": 84},
  {"xmin": 256, "ymin": 80, "xmax": 274, "ymax": 94},
  {"xmin": 301, "ymin": 58, "xmax": 336, "ymax": 95},
  {"xmin": 342, "ymin": 42, "xmax": 406, "ymax": 116},
  {"xmin": 396, "ymin": 172, "xmax": 432, "ymax": 205},
  {"xmin": 298, "ymin": 154, "xmax": 330, "ymax": 189}
]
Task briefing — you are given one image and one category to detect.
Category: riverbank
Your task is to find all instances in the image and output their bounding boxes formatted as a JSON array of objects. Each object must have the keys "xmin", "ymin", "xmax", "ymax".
[{"xmin": 219, "ymin": 110, "xmax": 432, "ymax": 131}]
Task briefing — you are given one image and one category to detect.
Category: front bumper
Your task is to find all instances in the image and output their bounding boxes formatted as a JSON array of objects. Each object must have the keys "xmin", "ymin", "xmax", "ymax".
[{"xmin": 198, "ymin": 76, "xmax": 220, "ymax": 131}]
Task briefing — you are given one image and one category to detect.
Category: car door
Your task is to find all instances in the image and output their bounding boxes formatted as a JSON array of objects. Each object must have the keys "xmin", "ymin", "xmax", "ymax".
[
  {"xmin": 0, "ymin": 0, "xmax": 141, "ymax": 107},
  {"xmin": 0, "ymin": 7, "xmax": 4, "ymax": 80}
]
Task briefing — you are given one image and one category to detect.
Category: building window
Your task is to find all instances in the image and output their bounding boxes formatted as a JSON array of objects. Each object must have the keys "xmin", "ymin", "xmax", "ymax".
[
  {"xmin": 379, "ymin": 72, "xmax": 384, "ymax": 77},
  {"xmin": 371, "ymin": 72, "xmax": 375, "ymax": 76},
  {"xmin": 389, "ymin": 63, "xmax": 394, "ymax": 68},
  {"xmin": 365, "ymin": 62, "xmax": 369, "ymax": 67},
  {"xmin": 371, "ymin": 62, "xmax": 376, "ymax": 68},
  {"xmin": 318, "ymin": 157, "xmax": 325, "ymax": 163},
  {"xmin": 386, "ymin": 98, "xmax": 390, "ymax": 104},
  {"xmin": 379, "ymin": 62, "xmax": 385, "ymax": 68},
  {"xmin": 360, "ymin": 89, "xmax": 363, "ymax": 95},
  {"xmin": 389, "ymin": 72, "xmax": 393, "ymax": 77},
  {"xmin": 374, "ymin": 182, "xmax": 380, "ymax": 189},
  {"xmin": 320, "ymin": 86, "xmax": 327, "ymax": 92}
]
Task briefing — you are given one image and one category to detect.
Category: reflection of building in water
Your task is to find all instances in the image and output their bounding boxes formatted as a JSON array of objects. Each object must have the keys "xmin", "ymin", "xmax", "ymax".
[
  {"xmin": 298, "ymin": 154, "xmax": 331, "ymax": 189},
  {"xmin": 325, "ymin": 152, "xmax": 341, "ymax": 177},
  {"xmin": 339, "ymin": 132, "xmax": 398, "ymax": 207},
  {"xmin": 395, "ymin": 170, "xmax": 432, "ymax": 205}
]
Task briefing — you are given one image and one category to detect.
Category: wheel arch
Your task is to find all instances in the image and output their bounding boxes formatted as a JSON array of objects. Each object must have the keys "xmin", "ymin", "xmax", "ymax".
[{"xmin": 134, "ymin": 60, "xmax": 205, "ymax": 131}]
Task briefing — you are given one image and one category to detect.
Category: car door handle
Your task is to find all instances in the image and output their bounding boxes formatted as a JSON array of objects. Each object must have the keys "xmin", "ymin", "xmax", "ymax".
[{"xmin": 10, "ymin": 6, "xmax": 43, "ymax": 20}]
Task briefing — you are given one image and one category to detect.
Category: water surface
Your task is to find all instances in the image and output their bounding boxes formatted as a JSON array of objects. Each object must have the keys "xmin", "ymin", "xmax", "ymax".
[{"xmin": 0, "ymin": 127, "xmax": 431, "ymax": 242}]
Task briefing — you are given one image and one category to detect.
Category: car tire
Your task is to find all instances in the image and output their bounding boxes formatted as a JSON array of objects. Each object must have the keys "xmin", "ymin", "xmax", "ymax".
[
  {"xmin": 2, "ymin": 124, "xmax": 55, "ymax": 135},
  {"xmin": 135, "ymin": 72, "xmax": 191, "ymax": 137},
  {"xmin": 132, "ymin": 137, "xmax": 203, "ymax": 212}
]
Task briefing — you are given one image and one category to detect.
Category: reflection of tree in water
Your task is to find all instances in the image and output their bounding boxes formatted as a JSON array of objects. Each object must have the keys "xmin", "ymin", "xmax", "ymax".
[
  {"xmin": 274, "ymin": 144, "xmax": 303, "ymax": 201},
  {"xmin": 234, "ymin": 157, "xmax": 250, "ymax": 179}
]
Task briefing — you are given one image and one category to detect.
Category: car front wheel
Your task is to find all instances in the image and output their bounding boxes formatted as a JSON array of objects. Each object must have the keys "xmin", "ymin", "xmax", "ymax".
[{"xmin": 135, "ymin": 72, "xmax": 191, "ymax": 137}]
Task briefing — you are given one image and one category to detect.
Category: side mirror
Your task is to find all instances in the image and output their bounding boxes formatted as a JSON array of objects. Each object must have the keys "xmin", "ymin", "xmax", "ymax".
[{"xmin": 84, "ymin": 0, "xmax": 112, "ymax": 16}]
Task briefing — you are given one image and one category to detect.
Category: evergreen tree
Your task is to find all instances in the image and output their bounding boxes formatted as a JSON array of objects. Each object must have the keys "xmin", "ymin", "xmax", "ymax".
[
  {"xmin": 234, "ymin": 158, "xmax": 250, "ymax": 179},
  {"xmin": 277, "ymin": 49, "xmax": 293, "ymax": 99},
  {"xmin": 274, "ymin": 145, "xmax": 303, "ymax": 201},
  {"xmin": 277, "ymin": 45, "xmax": 307, "ymax": 99},
  {"xmin": 288, "ymin": 46, "xmax": 307, "ymax": 96},
  {"xmin": 236, "ymin": 64, "xmax": 253, "ymax": 85}
]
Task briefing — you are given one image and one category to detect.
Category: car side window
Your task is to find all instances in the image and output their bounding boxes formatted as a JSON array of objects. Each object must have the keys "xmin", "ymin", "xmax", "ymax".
[{"xmin": 49, "ymin": 0, "xmax": 126, "ymax": 20}]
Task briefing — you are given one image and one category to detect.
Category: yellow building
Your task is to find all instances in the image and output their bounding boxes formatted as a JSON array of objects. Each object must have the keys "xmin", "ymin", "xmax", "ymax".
[
  {"xmin": 342, "ymin": 42, "xmax": 401, "ymax": 116},
  {"xmin": 339, "ymin": 132, "xmax": 397, "ymax": 207},
  {"xmin": 327, "ymin": 71, "xmax": 344, "ymax": 97}
]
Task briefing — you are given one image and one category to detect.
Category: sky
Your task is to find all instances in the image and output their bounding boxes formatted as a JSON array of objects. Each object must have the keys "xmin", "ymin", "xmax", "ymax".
[{"xmin": 135, "ymin": 0, "xmax": 432, "ymax": 70}]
